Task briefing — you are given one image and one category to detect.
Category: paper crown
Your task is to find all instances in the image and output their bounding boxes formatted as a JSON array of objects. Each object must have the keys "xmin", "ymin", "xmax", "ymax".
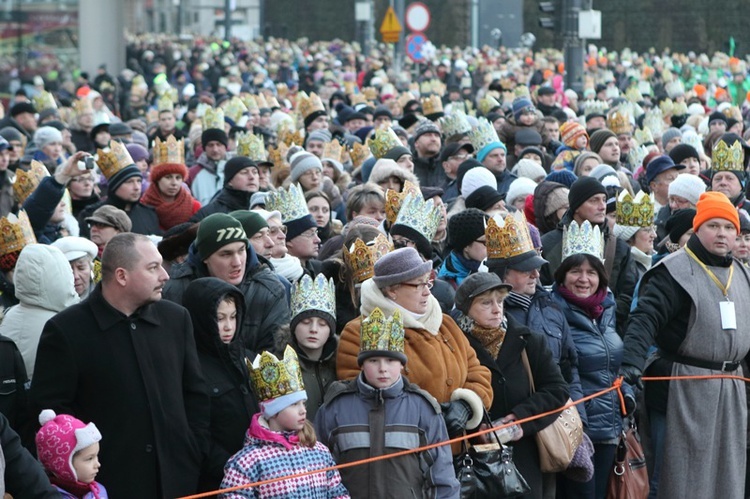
[
  {"xmin": 478, "ymin": 95, "xmax": 501, "ymax": 116},
  {"xmin": 385, "ymin": 180, "xmax": 421, "ymax": 224},
  {"xmin": 349, "ymin": 93, "xmax": 367, "ymax": 107},
  {"xmin": 296, "ymin": 92, "xmax": 325, "ymax": 121},
  {"xmin": 131, "ymin": 75, "xmax": 147, "ymax": 97},
  {"xmin": 73, "ymin": 98, "xmax": 93, "ymax": 116},
  {"xmin": 157, "ymin": 93, "xmax": 174, "ymax": 113},
  {"xmin": 13, "ymin": 160, "xmax": 49, "ymax": 203},
  {"xmin": 322, "ymin": 140, "xmax": 343, "ymax": 164},
  {"xmin": 625, "ymin": 86, "xmax": 643, "ymax": 104},
  {"xmin": 349, "ymin": 142, "xmax": 371, "ymax": 169},
  {"xmin": 33, "ymin": 91, "xmax": 57, "ymax": 112},
  {"xmin": 266, "ymin": 183, "xmax": 310, "ymax": 223},
  {"xmin": 362, "ymin": 86, "xmax": 379, "ymax": 102},
  {"xmin": 278, "ymin": 128, "xmax": 305, "ymax": 147},
  {"xmin": 291, "ymin": 273, "xmax": 336, "ymax": 320},
  {"xmin": 152, "ymin": 135, "xmax": 185, "ymax": 166},
  {"xmin": 627, "ymin": 144, "xmax": 650, "ymax": 171},
  {"xmin": 563, "ymin": 220, "xmax": 605, "ymax": 261},
  {"xmin": 224, "ymin": 96, "xmax": 248, "ymax": 124},
  {"xmin": 439, "ymin": 110, "xmax": 471, "ymax": 138},
  {"xmin": 485, "ymin": 212, "xmax": 535, "ymax": 260},
  {"xmin": 241, "ymin": 94, "xmax": 258, "ymax": 111},
  {"xmin": 642, "ymin": 109, "xmax": 665, "ymax": 136},
  {"xmin": 607, "ymin": 108, "xmax": 632, "ymax": 135},
  {"xmin": 343, "ymin": 234, "xmax": 393, "ymax": 283},
  {"xmin": 235, "ymin": 132, "xmax": 268, "ymax": 162},
  {"xmin": 97, "ymin": 140, "xmax": 135, "ymax": 180},
  {"xmin": 659, "ymin": 98, "xmax": 674, "ymax": 117},
  {"xmin": 468, "ymin": 117, "xmax": 501, "ymax": 153},
  {"xmin": 583, "ymin": 99, "xmax": 609, "ymax": 117},
  {"xmin": 360, "ymin": 307, "xmax": 405, "ymax": 358},
  {"xmin": 393, "ymin": 193, "xmax": 442, "ymax": 242},
  {"xmin": 247, "ymin": 346, "xmax": 305, "ymax": 402},
  {"xmin": 276, "ymin": 82, "xmax": 289, "ymax": 98},
  {"xmin": 634, "ymin": 126, "xmax": 654, "ymax": 146},
  {"xmin": 203, "ymin": 107, "xmax": 224, "ymax": 130},
  {"xmin": 368, "ymin": 126, "xmax": 402, "ymax": 159},
  {"xmin": 0, "ymin": 210, "xmax": 37, "ymax": 256},
  {"xmin": 268, "ymin": 142, "xmax": 289, "ymax": 169},
  {"xmin": 421, "ymin": 95, "xmax": 443, "ymax": 116},
  {"xmin": 266, "ymin": 95, "xmax": 281, "ymax": 110},
  {"xmin": 712, "ymin": 138, "xmax": 744, "ymax": 172},
  {"xmin": 666, "ymin": 80, "xmax": 685, "ymax": 100},
  {"xmin": 672, "ymin": 102, "xmax": 688, "ymax": 116},
  {"xmin": 255, "ymin": 93, "xmax": 269, "ymax": 110},
  {"xmin": 397, "ymin": 91, "xmax": 417, "ymax": 111},
  {"xmin": 616, "ymin": 190, "xmax": 654, "ymax": 228}
]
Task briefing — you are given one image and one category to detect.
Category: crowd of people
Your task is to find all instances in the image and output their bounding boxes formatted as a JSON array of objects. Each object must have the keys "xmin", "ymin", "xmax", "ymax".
[{"xmin": 1, "ymin": 33, "xmax": 750, "ymax": 499}]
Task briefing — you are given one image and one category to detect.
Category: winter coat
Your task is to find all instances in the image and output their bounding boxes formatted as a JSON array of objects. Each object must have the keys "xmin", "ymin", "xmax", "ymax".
[
  {"xmin": 220, "ymin": 414, "xmax": 349, "ymax": 499},
  {"xmin": 0, "ymin": 244, "xmax": 79, "ymax": 378},
  {"xmin": 493, "ymin": 168, "xmax": 518, "ymax": 197},
  {"xmin": 413, "ymin": 154, "xmax": 446, "ymax": 188},
  {"xmin": 0, "ymin": 169, "xmax": 14, "ymax": 218},
  {"xmin": 457, "ymin": 313, "xmax": 569, "ymax": 499},
  {"xmin": 29, "ymin": 285, "xmax": 210, "ymax": 499},
  {"xmin": 315, "ymin": 374, "xmax": 460, "ymax": 499},
  {"xmin": 77, "ymin": 195, "xmax": 162, "ymax": 238},
  {"xmin": 0, "ymin": 412, "xmax": 60, "ymax": 498},
  {"xmin": 22, "ymin": 176, "xmax": 67, "ymax": 244},
  {"xmin": 53, "ymin": 482, "xmax": 109, "ymax": 499},
  {"xmin": 274, "ymin": 324, "xmax": 337, "ymax": 421},
  {"xmin": 70, "ymin": 129, "xmax": 94, "ymax": 153},
  {"xmin": 189, "ymin": 153, "xmax": 226, "ymax": 205},
  {"xmin": 189, "ymin": 186, "xmax": 253, "ymax": 223},
  {"xmin": 540, "ymin": 211, "xmax": 637, "ymax": 335},
  {"xmin": 550, "ymin": 286, "xmax": 632, "ymax": 442},
  {"xmin": 163, "ymin": 243, "xmax": 290, "ymax": 355},
  {"xmin": 0, "ymin": 334, "xmax": 28, "ymax": 431},
  {"xmin": 183, "ymin": 277, "xmax": 259, "ymax": 493}
]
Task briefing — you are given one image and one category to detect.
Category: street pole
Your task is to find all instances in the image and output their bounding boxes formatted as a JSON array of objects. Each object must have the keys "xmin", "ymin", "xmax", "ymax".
[
  {"xmin": 471, "ymin": 0, "xmax": 479, "ymax": 48},
  {"xmin": 394, "ymin": 0, "xmax": 404, "ymax": 76},
  {"xmin": 563, "ymin": 0, "xmax": 584, "ymax": 93},
  {"xmin": 224, "ymin": 0, "xmax": 231, "ymax": 40}
]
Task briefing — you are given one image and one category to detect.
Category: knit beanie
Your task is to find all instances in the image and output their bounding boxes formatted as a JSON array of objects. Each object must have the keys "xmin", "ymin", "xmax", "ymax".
[
  {"xmin": 289, "ymin": 151, "xmax": 323, "ymax": 183},
  {"xmin": 150, "ymin": 161, "xmax": 188, "ymax": 184},
  {"xmin": 33, "ymin": 126, "xmax": 62, "ymax": 149},
  {"xmin": 669, "ymin": 143, "xmax": 700, "ymax": 165},
  {"xmin": 512, "ymin": 96, "xmax": 535, "ymax": 121},
  {"xmin": 545, "ymin": 169, "xmax": 577, "ymax": 188},
  {"xmin": 589, "ymin": 164, "xmax": 618, "ymax": 185},
  {"xmin": 667, "ymin": 208, "xmax": 696, "ymax": 243},
  {"xmin": 693, "ymin": 191, "xmax": 740, "ymax": 233},
  {"xmin": 513, "ymin": 159, "xmax": 547, "ymax": 182},
  {"xmin": 506, "ymin": 177, "xmax": 538, "ymax": 206},
  {"xmin": 456, "ymin": 158, "xmax": 484, "ymax": 192},
  {"xmin": 306, "ymin": 128, "xmax": 332, "ymax": 144},
  {"xmin": 372, "ymin": 247, "xmax": 433, "ymax": 288},
  {"xmin": 413, "ymin": 119, "xmax": 441, "ymax": 142},
  {"xmin": 107, "ymin": 164, "xmax": 142, "ymax": 195},
  {"xmin": 465, "ymin": 185, "xmax": 504, "ymax": 212},
  {"xmin": 543, "ymin": 184, "xmax": 570, "ymax": 216},
  {"xmin": 224, "ymin": 156, "xmax": 258, "ymax": 186},
  {"xmin": 668, "ymin": 174, "xmax": 706, "ymax": 206},
  {"xmin": 0, "ymin": 126, "xmax": 22, "ymax": 143},
  {"xmin": 560, "ymin": 121, "xmax": 589, "ymax": 149},
  {"xmin": 126, "ymin": 143, "xmax": 149, "ymax": 163},
  {"xmin": 229, "ymin": 209, "xmax": 268, "ymax": 237},
  {"xmin": 448, "ymin": 208, "xmax": 489, "ymax": 251},
  {"xmin": 568, "ymin": 176, "xmax": 607, "ymax": 217},
  {"xmin": 291, "ymin": 309, "xmax": 336, "ymax": 341},
  {"xmin": 589, "ymin": 129, "xmax": 617, "ymax": 154},
  {"xmin": 196, "ymin": 213, "xmax": 248, "ymax": 259},
  {"xmin": 201, "ymin": 128, "xmax": 229, "ymax": 148},
  {"xmin": 36, "ymin": 410, "xmax": 102, "ymax": 482},
  {"xmin": 661, "ymin": 127, "xmax": 682, "ymax": 149},
  {"xmin": 286, "ymin": 214, "xmax": 318, "ymax": 241},
  {"xmin": 461, "ymin": 166, "xmax": 497, "ymax": 199}
]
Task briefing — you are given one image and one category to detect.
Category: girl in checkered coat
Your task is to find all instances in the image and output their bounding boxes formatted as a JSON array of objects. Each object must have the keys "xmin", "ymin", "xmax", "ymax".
[{"xmin": 220, "ymin": 346, "xmax": 349, "ymax": 499}]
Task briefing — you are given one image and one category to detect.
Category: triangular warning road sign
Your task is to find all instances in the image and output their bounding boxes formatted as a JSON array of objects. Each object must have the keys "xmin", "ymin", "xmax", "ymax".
[{"xmin": 380, "ymin": 5, "xmax": 402, "ymax": 34}]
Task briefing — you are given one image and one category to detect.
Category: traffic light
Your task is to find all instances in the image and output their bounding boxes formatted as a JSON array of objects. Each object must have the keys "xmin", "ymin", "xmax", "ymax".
[{"xmin": 538, "ymin": 1, "xmax": 555, "ymax": 30}]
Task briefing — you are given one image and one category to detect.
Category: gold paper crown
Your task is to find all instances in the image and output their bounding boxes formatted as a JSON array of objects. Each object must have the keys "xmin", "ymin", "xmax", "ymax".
[
  {"xmin": 625, "ymin": 86, "xmax": 643, "ymax": 103},
  {"xmin": 350, "ymin": 93, "xmax": 367, "ymax": 106},
  {"xmin": 276, "ymin": 83, "xmax": 289, "ymax": 98},
  {"xmin": 268, "ymin": 142, "xmax": 290, "ymax": 169},
  {"xmin": 256, "ymin": 93, "xmax": 269, "ymax": 110},
  {"xmin": 242, "ymin": 94, "xmax": 258, "ymax": 111},
  {"xmin": 563, "ymin": 220, "xmax": 605, "ymax": 261},
  {"xmin": 671, "ymin": 102, "xmax": 688, "ymax": 116},
  {"xmin": 712, "ymin": 138, "xmax": 744, "ymax": 172},
  {"xmin": 97, "ymin": 140, "xmax": 135, "ymax": 180},
  {"xmin": 363, "ymin": 87, "xmax": 379, "ymax": 102},
  {"xmin": 349, "ymin": 142, "xmax": 371, "ymax": 169},
  {"xmin": 607, "ymin": 108, "xmax": 632, "ymax": 135},
  {"xmin": 421, "ymin": 95, "xmax": 443, "ymax": 116},
  {"xmin": 634, "ymin": 127, "xmax": 654, "ymax": 146},
  {"xmin": 266, "ymin": 95, "xmax": 281, "ymax": 110},
  {"xmin": 397, "ymin": 91, "xmax": 417, "ymax": 111},
  {"xmin": 247, "ymin": 346, "xmax": 305, "ymax": 402},
  {"xmin": 33, "ymin": 91, "xmax": 57, "ymax": 112},
  {"xmin": 291, "ymin": 273, "xmax": 336, "ymax": 319},
  {"xmin": 343, "ymin": 234, "xmax": 393, "ymax": 283},
  {"xmin": 419, "ymin": 81, "xmax": 433, "ymax": 96},
  {"xmin": 385, "ymin": 180, "xmax": 421, "ymax": 224},
  {"xmin": 157, "ymin": 94, "xmax": 174, "ymax": 113},
  {"xmin": 478, "ymin": 95, "xmax": 501, "ymax": 116},
  {"xmin": 0, "ymin": 211, "xmax": 36, "ymax": 256},
  {"xmin": 485, "ymin": 212, "xmax": 535, "ymax": 260},
  {"xmin": 514, "ymin": 86, "xmax": 531, "ymax": 98},
  {"xmin": 236, "ymin": 132, "xmax": 268, "ymax": 162},
  {"xmin": 393, "ymin": 193, "xmax": 442, "ymax": 242},
  {"xmin": 266, "ymin": 183, "xmax": 310, "ymax": 223},
  {"xmin": 468, "ymin": 117, "xmax": 501, "ymax": 154},
  {"xmin": 360, "ymin": 307, "xmax": 405, "ymax": 358},
  {"xmin": 296, "ymin": 92, "xmax": 325, "ymax": 121},
  {"xmin": 152, "ymin": 135, "xmax": 185, "ymax": 166},
  {"xmin": 616, "ymin": 190, "xmax": 654, "ymax": 228},
  {"xmin": 13, "ymin": 160, "xmax": 49, "ymax": 203},
  {"xmin": 439, "ymin": 110, "xmax": 471, "ymax": 138},
  {"xmin": 203, "ymin": 107, "xmax": 225, "ymax": 131},
  {"xmin": 659, "ymin": 98, "xmax": 674, "ymax": 117},
  {"xmin": 322, "ymin": 140, "xmax": 343, "ymax": 164},
  {"xmin": 224, "ymin": 96, "xmax": 248, "ymax": 124},
  {"xmin": 278, "ymin": 128, "xmax": 305, "ymax": 147},
  {"xmin": 367, "ymin": 126, "xmax": 402, "ymax": 159},
  {"xmin": 73, "ymin": 98, "xmax": 93, "ymax": 116}
]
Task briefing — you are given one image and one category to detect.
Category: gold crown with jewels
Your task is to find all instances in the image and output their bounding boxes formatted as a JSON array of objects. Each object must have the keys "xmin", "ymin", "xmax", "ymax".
[
  {"xmin": 97, "ymin": 140, "xmax": 135, "ymax": 180},
  {"xmin": 485, "ymin": 211, "xmax": 535, "ymax": 260},
  {"xmin": 291, "ymin": 273, "xmax": 336, "ymax": 320},
  {"xmin": 712, "ymin": 138, "xmax": 744, "ymax": 172},
  {"xmin": 266, "ymin": 183, "xmax": 309, "ymax": 223},
  {"xmin": 322, "ymin": 139, "xmax": 343, "ymax": 164},
  {"xmin": 235, "ymin": 132, "xmax": 268, "ymax": 163},
  {"xmin": 421, "ymin": 95, "xmax": 443, "ymax": 116},
  {"xmin": 616, "ymin": 190, "xmax": 654, "ymax": 228},
  {"xmin": 152, "ymin": 135, "xmax": 185, "ymax": 166},
  {"xmin": 349, "ymin": 142, "xmax": 372, "ymax": 169},
  {"xmin": 13, "ymin": 160, "xmax": 49, "ymax": 203},
  {"xmin": 397, "ymin": 91, "xmax": 417, "ymax": 111},
  {"xmin": 278, "ymin": 128, "xmax": 305, "ymax": 147},
  {"xmin": 296, "ymin": 92, "xmax": 325, "ymax": 121},
  {"xmin": 563, "ymin": 220, "xmax": 605, "ymax": 261},
  {"xmin": 367, "ymin": 126, "xmax": 402, "ymax": 159},
  {"xmin": 268, "ymin": 142, "xmax": 289, "ymax": 169},
  {"xmin": 478, "ymin": 95, "xmax": 501, "ymax": 116},
  {"xmin": 439, "ymin": 110, "xmax": 471, "ymax": 138},
  {"xmin": 385, "ymin": 180, "xmax": 421, "ymax": 224},
  {"xmin": 224, "ymin": 97, "xmax": 248, "ymax": 124},
  {"xmin": 73, "ymin": 98, "xmax": 93, "ymax": 116},
  {"xmin": 343, "ymin": 234, "xmax": 393, "ymax": 284},
  {"xmin": 0, "ymin": 210, "xmax": 36, "ymax": 256},
  {"xmin": 202, "ymin": 107, "xmax": 225, "ymax": 131},
  {"xmin": 247, "ymin": 346, "xmax": 305, "ymax": 402},
  {"xmin": 360, "ymin": 308, "xmax": 405, "ymax": 358},
  {"xmin": 157, "ymin": 93, "xmax": 174, "ymax": 113},
  {"xmin": 607, "ymin": 108, "xmax": 632, "ymax": 135},
  {"xmin": 393, "ymin": 193, "xmax": 442, "ymax": 242}
]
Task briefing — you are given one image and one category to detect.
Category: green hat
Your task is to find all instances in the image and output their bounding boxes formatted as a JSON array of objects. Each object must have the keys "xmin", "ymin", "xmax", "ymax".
[
  {"xmin": 196, "ymin": 213, "xmax": 248, "ymax": 259},
  {"xmin": 229, "ymin": 210, "xmax": 268, "ymax": 238}
]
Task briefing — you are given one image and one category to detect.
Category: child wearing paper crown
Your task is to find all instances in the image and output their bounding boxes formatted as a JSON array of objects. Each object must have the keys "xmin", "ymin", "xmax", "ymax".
[
  {"xmin": 314, "ymin": 308, "xmax": 460, "ymax": 498},
  {"xmin": 35, "ymin": 410, "xmax": 108, "ymax": 499},
  {"xmin": 220, "ymin": 346, "xmax": 349, "ymax": 499}
]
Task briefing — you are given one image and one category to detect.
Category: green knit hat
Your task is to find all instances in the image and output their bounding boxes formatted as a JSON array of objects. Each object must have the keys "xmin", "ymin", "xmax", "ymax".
[
  {"xmin": 229, "ymin": 210, "xmax": 268, "ymax": 237},
  {"xmin": 196, "ymin": 213, "xmax": 248, "ymax": 259}
]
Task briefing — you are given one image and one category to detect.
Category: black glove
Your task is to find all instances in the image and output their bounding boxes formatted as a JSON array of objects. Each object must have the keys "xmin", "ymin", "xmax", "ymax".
[
  {"xmin": 623, "ymin": 393, "xmax": 637, "ymax": 417},
  {"xmin": 618, "ymin": 364, "xmax": 643, "ymax": 390},
  {"xmin": 440, "ymin": 399, "xmax": 472, "ymax": 437}
]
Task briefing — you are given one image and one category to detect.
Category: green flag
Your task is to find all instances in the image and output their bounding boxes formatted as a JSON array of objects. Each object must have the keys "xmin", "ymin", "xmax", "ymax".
[{"xmin": 729, "ymin": 37, "xmax": 736, "ymax": 57}]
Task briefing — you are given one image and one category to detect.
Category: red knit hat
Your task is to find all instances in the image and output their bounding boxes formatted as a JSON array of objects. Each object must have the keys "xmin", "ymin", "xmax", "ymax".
[
  {"xmin": 693, "ymin": 191, "xmax": 740, "ymax": 233},
  {"xmin": 149, "ymin": 162, "xmax": 189, "ymax": 184},
  {"xmin": 560, "ymin": 122, "xmax": 589, "ymax": 149}
]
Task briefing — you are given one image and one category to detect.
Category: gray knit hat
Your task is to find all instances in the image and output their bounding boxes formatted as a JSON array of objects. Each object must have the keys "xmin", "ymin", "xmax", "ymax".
[
  {"xmin": 372, "ymin": 247, "xmax": 433, "ymax": 288},
  {"xmin": 289, "ymin": 151, "xmax": 323, "ymax": 183},
  {"xmin": 306, "ymin": 129, "xmax": 332, "ymax": 144},
  {"xmin": 661, "ymin": 127, "xmax": 682, "ymax": 149},
  {"xmin": 33, "ymin": 126, "xmax": 63, "ymax": 149}
]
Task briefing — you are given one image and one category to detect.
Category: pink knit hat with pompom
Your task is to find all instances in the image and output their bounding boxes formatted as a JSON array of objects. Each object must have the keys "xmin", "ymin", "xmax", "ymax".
[{"xmin": 35, "ymin": 409, "xmax": 101, "ymax": 482}]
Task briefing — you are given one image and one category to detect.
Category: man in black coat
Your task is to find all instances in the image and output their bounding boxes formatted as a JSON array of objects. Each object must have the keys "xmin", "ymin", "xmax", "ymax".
[
  {"xmin": 190, "ymin": 156, "xmax": 259, "ymax": 223},
  {"xmin": 1, "ymin": 412, "xmax": 59, "ymax": 498},
  {"xmin": 30, "ymin": 233, "xmax": 210, "ymax": 499}
]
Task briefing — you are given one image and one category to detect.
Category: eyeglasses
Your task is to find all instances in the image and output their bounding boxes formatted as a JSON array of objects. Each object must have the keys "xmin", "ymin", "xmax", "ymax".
[
  {"xmin": 451, "ymin": 153, "xmax": 470, "ymax": 161},
  {"xmin": 268, "ymin": 225, "xmax": 287, "ymax": 236},
  {"xmin": 400, "ymin": 279, "xmax": 434, "ymax": 291},
  {"xmin": 475, "ymin": 239, "xmax": 487, "ymax": 246},
  {"xmin": 392, "ymin": 237, "xmax": 414, "ymax": 249},
  {"xmin": 298, "ymin": 228, "xmax": 319, "ymax": 239}
]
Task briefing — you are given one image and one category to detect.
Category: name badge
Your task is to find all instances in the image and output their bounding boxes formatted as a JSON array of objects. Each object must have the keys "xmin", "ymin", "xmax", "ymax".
[{"xmin": 720, "ymin": 301, "xmax": 736, "ymax": 330}]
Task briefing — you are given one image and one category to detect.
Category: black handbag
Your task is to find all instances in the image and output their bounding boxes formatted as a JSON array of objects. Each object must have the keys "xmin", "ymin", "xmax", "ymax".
[{"xmin": 453, "ymin": 413, "xmax": 531, "ymax": 498}]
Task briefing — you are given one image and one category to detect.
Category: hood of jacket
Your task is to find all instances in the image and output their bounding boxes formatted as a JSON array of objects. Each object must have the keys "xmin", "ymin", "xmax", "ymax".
[
  {"xmin": 14, "ymin": 244, "xmax": 79, "ymax": 311},
  {"xmin": 196, "ymin": 152, "xmax": 220, "ymax": 174}
]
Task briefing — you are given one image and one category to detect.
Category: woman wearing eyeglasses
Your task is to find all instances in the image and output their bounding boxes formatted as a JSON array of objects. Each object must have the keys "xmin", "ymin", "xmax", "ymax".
[
  {"xmin": 337, "ymin": 247, "xmax": 493, "ymax": 452},
  {"xmin": 437, "ymin": 208, "xmax": 489, "ymax": 288},
  {"xmin": 68, "ymin": 170, "xmax": 101, "ymax": 219}
]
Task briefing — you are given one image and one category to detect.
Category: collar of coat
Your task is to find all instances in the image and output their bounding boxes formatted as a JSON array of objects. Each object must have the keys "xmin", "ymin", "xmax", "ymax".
[{"xmin": 89, "ymin": 284, "xmax": 162, "ymax": 330}]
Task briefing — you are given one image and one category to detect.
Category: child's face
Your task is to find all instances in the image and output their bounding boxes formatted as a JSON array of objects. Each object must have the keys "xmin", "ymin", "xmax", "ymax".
[
  {"xmin": 72, "ymin": 442, "xmax": 100, "ymax": 484},
  {"xmin": 575, "ymin": 135, "xmax": 588, "ymax": 149},
  {"xmin": 269, "ymin": 400, "xmax": 307, "ymax": 432},
  {"xmin": 518, "ymin": 111, "xmax": 536, "ymax": 126},
  {"xmin": 217, "ymin": 298, "xmax": 238, "ymax": 344},
  {"xmin": 362, "ymin": 357, "xmax": 403, "ymax": 389},
  {"xmin": 294, "ymin": 316, "xmax": 330, "ymax": 355}
]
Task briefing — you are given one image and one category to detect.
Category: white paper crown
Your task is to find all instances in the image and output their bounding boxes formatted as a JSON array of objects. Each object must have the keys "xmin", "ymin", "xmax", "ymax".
[
  {"xmin": 562, "ymin": 220, "xmax": 605, "ymax": 261},
  {"xmin": 439, "ymin": 110, "xmax": 472, "ymax": 138},
  {"xmin": 468, "ymin": 117, "xmax": 500, "ymax": 153},
  {"xmin": 393, "ymin": 193, "xmax": 442, "ymax": 242},
  {"xmin": 291, "ymin": 273, "xmax": 336, "ymax": 320},
  {"xmin": 265, "ymin": 183, "xmax": 310, "ymax": 223}
]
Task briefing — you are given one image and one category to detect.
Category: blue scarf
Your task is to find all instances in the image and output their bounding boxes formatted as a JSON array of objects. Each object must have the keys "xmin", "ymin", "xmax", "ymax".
[{"xmin": 437, "ymin": 251, "xmax": 481, "ymax": 286}]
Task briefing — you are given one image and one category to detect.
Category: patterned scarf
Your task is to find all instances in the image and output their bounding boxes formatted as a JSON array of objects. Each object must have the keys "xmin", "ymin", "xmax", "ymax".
[
  {"xmin": 50, "ymin": 474, "xmax": 103, "ymax": 499},
  {"xmin": 457, "ymin": 313, "xmax": 507, "ymax": 358},
  {"xmin": 140, "ymin": 182, "xmax": 196, "ymax": 230},
  {"xmin": 505, "ymin": 291, "xmax": 533, "ymax": 311}
]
